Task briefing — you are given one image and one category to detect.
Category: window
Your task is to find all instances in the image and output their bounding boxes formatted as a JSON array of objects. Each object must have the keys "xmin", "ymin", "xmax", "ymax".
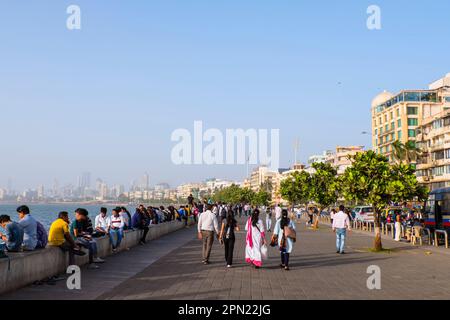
[
  {"xmin": 380, "ymin": 127, "xmax": 383, "ymax": 134},
  {"xmin": 397, "ymin": 119, "xmax": 402, "ymax": 128},
  {"xmin": 391, "ymin": 133, "xmax": 395, "ymax": 141},
  {"xmin": 435, "ymin": 151, "xmax": 445, "ymax": 161},
  {"xmin": 385, "ymin": 114, "xmax": 388, "ymax": 122},
  {"xmin": 379, "ymin": 117, "xmax": 382, "ymax": 125},
  {"xmin": 398, "ymin": 131, "xmax": 402, "ymax": 139},
  {"xmin": 420, "ymin": 92, "xmax": 438, "ymax": 103},
  {"xmin": 444, "ymin": 117, "xmax": 450, "ymax": 127},
  {"xmin": 375, "ymin": 129, "xmax": 378, "ymax": 135},
  {"xmin": 390, "ymin": 112, "xmax": 393, "ymax": 120},
  {"xmin": 408, "ymin": 129, "xmax": 416, "ymax": 138},
  {"xmin": 385, "ymin": 124, "xmax": 389, "ymax": 132},
  {"xmin": 405, "ymin": 92, "xmax": 421, "ymax": 102},
  {"xmin": 445, "ymin": 97, "xmax": 450, "ymax": 103},
  {"xmin": 391, "ymin": 122, "xmax": 395, "ymax": 130},
  {"xmin": 396, "ymin": 109, "xmax": 400, "ymax": 117},
  {"xmin": 433, "ymin": 119, "xmax": 443, "ymax": 129},
  {"xmin": 408, "ymin": 118, "xmax": 418, "ymax": 126},
  {"xmin": 380, "ymin": 136, "xmax": 384, "ymax": 144},
  {"xmin": 407, "ymin": 107, "xmax": 418, "ymax": 115}
]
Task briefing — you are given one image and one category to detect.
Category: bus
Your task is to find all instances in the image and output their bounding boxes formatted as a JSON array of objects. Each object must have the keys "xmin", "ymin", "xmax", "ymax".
[{"xmin": 424, "ymin": 188, "xmax": 450, "ymax": 231}]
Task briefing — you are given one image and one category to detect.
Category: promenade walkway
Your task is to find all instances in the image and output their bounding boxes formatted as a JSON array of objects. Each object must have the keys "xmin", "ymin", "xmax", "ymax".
[{"xmin": 3, "ymin": 217, "xmax": 450, "ymax": 300}]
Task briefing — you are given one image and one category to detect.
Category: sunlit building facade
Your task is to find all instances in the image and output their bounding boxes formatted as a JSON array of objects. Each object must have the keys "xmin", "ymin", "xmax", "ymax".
[{"xmin": 371, "ymin": 74, "xmax": 450, "ymax": 163}]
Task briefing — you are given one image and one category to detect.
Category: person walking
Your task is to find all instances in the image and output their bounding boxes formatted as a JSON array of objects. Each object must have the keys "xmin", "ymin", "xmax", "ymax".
[
  {"xmin": 275, "ymin": 204, "xmax": 282, "ymax": 221},
  {"xmin": 330, "ymin": 208, "xmax": 336, "ymax": 225},
  {"xmin": 265, "ymin": 207, "xmax": 273, "ymax": 233},
  {"xmin": 332, "ymin": 205, "xmax": 351, "ymax": 254},
  {"xmin": 219, "ymin": 212, "xmax": 239, "ymax": 268},
  {"xmin": 197, "ymin": 204, "xmax": 220, "ymax": 265},
  {"xmin": 395, "ymin": 214, "xmax": 402, "ymax": 242},
  {"xmin": 245, "ymin": 209, "xmax": 266, "ymax": 269},
  {"xmin": 273, "ymin": 209, "xmax": 296, "ymax": 271}
]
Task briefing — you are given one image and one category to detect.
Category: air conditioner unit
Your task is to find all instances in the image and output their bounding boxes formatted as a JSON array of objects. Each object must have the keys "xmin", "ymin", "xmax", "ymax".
[{"xmin": 423, "ymin": 176, "xmax": 430, "ymax": 181}]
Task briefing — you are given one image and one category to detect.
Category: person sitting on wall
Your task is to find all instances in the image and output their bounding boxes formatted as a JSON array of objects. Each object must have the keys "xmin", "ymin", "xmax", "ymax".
[
  {"xmin": 0, "ymin": 215, "xmax": 24, "ymax": 253},
  {"xmin": 108, "ymin": 208, "xmax": 125, "ymax": 253},
  {"xmin": 94, "ymin": 207, "xmax": 109, "ymax": 237},
  {"xmin": 48, "ymin": 211, "xmax": 85, "ymax": 265},
  {"xmin": 16, "ymin": 205, "xmax": 38, "ymax": 251},
  {"xmin": 132, "ymin": 205, "xmax": 150, "ymax": 245},
  {"xmin": 70, "ymin": 208, "xmax": 106, "ymax": 269}
]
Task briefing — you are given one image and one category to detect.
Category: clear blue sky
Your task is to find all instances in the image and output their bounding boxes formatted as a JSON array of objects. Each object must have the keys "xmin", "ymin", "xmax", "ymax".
[{"xmin": 1, "ymin": 0, "xmax": 450, "ymax": 190}]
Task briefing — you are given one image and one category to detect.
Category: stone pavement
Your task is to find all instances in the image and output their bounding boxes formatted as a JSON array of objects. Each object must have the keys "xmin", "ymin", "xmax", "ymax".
[{"xmin": 3, "ymin": 217, "xmax": 450, "ymax": 300}]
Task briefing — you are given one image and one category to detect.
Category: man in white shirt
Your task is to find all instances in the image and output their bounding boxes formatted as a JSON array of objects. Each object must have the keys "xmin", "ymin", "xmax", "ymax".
[
  {"xmin": 332, "ymin": 205, "xmax": 351, "ymax": 254},
  {"xmin": 275, "ymin": 204, "xmax": 282, "ymax": 221},
  {"xmin": 95, "ymin": 207, "xmax": 109, "ymax": 236},
  {"xmin": 197, "ymin": 204, "xmax": 219, "ymax": 265},
  {"xmin": 108, "ymin": 208, "xmax": 125, "ymax": 252}
]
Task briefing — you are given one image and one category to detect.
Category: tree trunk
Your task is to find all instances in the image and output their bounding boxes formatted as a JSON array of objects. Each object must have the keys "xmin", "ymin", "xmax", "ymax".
[{"xmin": 373, "ymin": 208, "xmax": 383, "ymax": 251}]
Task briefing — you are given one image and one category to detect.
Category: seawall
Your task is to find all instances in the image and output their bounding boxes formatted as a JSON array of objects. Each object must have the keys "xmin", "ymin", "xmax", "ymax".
[{"xmin": 0, "ymin": 220, "xmax": 192, "ymax": 296}]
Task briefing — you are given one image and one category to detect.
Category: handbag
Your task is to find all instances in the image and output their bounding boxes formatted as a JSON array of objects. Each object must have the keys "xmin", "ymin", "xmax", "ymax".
[
  {"xmin": 261, "ymin": 244, "xmax": 268, "ymax": 260},
  {"xmin": 284, "ymin": 226, "xmax": 297, "ymax": 241}
]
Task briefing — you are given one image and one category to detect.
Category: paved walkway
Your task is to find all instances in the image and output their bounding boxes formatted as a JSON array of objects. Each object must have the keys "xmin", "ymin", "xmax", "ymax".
[{"xmin": 3, "ymin": 217, "xmax": 450, "ymax": 300}]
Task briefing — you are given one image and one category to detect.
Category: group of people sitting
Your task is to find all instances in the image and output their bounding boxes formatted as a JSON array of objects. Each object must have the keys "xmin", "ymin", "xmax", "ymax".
[{"xmin": 0, "ymin": 204, "xmax": 183, "ymax": 269}]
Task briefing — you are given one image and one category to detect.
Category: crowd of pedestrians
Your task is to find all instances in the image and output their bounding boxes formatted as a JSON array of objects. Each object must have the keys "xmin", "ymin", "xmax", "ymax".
[
  {"xmin": 0, "ymin": 204, "xmax": 183, "ymax": 267},
  {"xmin": 196, "ymin": 202, "xmax": 298, "ymax": 271}
]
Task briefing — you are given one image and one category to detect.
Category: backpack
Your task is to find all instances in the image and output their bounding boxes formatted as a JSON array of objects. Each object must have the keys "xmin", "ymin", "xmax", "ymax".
[{"xmin": 36, "ymin": 221, "xmax": 48, "ymax": 249}]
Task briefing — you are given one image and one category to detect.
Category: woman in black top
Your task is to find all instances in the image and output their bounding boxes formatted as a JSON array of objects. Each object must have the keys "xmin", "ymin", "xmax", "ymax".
[{"xmin": 219, "ymin": 212, "xmax": 240, "ymax": 268}]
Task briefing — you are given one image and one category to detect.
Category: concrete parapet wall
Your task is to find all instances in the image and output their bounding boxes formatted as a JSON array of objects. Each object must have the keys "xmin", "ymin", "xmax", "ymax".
[{"xmin": 0, "ymin": 220, "xmax": 191, "ymax": 296}]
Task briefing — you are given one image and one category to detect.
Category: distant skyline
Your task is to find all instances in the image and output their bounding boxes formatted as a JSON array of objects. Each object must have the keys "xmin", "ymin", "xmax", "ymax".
[{"xmin": 1, "ymin": 0, "xmax": 450, "ymax": 190}]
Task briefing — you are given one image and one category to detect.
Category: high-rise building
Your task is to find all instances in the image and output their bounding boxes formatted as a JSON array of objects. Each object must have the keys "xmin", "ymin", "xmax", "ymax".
[
  {"xmin": 78, "ymin": 172, "xmax": 91, "ymax": 189},
  {"xmin": 413, "ymin": 74, "xmax": 450, "ymax": 190},
  {"xmin": 37, "ymin": 185, "xmax": 45, "ymax": 199},
  {"xmin": 371, "ymin": 74, "xmax": 449, "ymax": 163},
  {"xmin": 141, "ymin": 173, "xmax": 150, "ymax": 191}
]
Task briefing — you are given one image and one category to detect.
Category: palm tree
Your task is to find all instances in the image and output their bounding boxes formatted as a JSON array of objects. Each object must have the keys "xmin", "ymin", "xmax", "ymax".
[
  {"xmin": 392, "ymin": 140, "xmax": 406, "ymax": 164},
  {"xmin": 404, "ymin": 141, "xmax": 422, "ymax": 164},
  {"xmin": 391, "ymin": 140, "xmax": 421, "ymax": 165}
]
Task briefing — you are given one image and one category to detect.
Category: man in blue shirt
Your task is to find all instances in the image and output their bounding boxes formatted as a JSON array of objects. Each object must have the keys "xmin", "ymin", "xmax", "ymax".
[
  {"xmin": 0, "ymin": 215, "xmax": 24, "ymax": 252},
  {"xmin": 17, "ymin": 205, "xmax": 37, "ymax": 251}
]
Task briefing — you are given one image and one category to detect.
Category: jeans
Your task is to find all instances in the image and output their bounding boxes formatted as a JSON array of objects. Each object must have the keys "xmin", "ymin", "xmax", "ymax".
[
  {"xmin": 109, "ymin": 228, "xmax": 124, "ymax": 249},
  {"xmin": 280, "ymin": 249, "xmax": 290, "ymax": 266},
  {"xmin": 336, "ymin": 228, "xmax": 347, "ymax": 253},
  {"xmin": 224, "ymin": 237, "xmax": 235, "ymax": 266},
  {"xmin": 76, "ymin": 238, "xmax": 98, "ymax": 264},
  {"xmin": 140, "ymin": 226, "xmax": 149, "ymax": 243},
  {"xmin": 266, "ymin": 218, "xmax": 272, "ymax": 231}
]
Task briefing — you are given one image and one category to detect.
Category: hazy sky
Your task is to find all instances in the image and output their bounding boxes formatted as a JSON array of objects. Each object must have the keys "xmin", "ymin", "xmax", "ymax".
[{"xmin": 1, "ymin": 0, "xmax": 450, "ymax": 190}]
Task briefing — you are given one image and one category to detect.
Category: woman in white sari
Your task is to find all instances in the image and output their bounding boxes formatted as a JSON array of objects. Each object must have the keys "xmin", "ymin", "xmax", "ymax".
[{"xmin": 245, "ymin": 209, "xmax": 266, "ymax": 268}]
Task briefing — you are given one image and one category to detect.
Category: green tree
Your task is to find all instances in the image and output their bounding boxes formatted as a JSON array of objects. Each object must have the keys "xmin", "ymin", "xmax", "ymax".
[
  {"xmin": 252, "ymin": 190, "xmax": 272, "ymax": 207},
  {"xmin": 341, "ymin": 151, "xmax": 428, "ymax": 251},
  {"xmin": 280, "ymin": 171, "xmax": 312, "ymax": 208},
  {"xmin": 310, "ymin": 162, "xmax": 338, "ymax": 229}
]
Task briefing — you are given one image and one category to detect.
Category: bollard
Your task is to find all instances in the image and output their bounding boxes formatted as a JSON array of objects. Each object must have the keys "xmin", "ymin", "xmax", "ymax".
[
  {"xmin": 423, "ymin": 228, "xmax": 432, "ymax": 245},
  {"xmin": 434, "ymin": 230, "xmax": 449, "ymax": 249}
]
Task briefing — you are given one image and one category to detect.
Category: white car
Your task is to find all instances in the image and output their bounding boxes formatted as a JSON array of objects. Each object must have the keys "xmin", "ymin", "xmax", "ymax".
[{"xmin": 354, "ymin": 206, "xmax": 374, "ymax": 222}]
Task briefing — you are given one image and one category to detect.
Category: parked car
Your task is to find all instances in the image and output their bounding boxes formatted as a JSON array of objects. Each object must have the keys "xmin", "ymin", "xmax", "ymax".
[{"xmin": 354, "ymin": 206, "xmax": 374, "ymax": 222}]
